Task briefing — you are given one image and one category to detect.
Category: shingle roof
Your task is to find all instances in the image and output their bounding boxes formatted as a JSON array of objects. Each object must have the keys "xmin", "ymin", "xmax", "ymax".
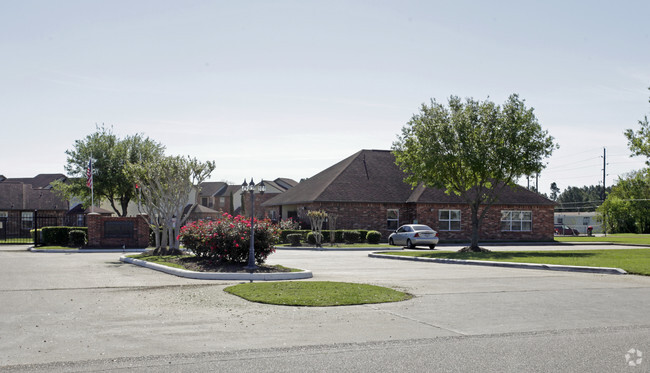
[
  {"xmin": 274, "ymin": 178, "xmax": 298, "ymax": 190},
  {"xmin": 1, "ymin": 174, "xmax": 67, "ymax": 189},
  {"xmin": 0, "ymin": 182, "xmax": 69, "ymax": 210},
  {"xmin": 263, "ymin": 149, "xmax": 554, "ymax": 206},
  {"xmin": 198, "ymin": 182, "xmax": 227, "ymax": 197}
]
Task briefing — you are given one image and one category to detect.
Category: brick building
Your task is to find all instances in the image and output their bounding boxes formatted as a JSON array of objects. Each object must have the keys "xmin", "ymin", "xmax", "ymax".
[
  {"xmin": 0, "ymin": 174, "xmax": 70, "ymax": 238},
  {"xmin": 262, "ymin": 150, "xmax": 555, "ymax": 242}
]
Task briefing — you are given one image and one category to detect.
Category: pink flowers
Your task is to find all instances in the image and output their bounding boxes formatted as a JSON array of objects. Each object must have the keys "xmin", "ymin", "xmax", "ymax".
[{"xmin": 177, "ymin": 214, "xmax": 279, "ymax": 264}]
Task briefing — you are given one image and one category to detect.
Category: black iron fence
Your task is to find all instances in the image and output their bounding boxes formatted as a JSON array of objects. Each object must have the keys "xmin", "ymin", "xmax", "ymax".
[{"xmin": 0, "ymin": 211, "xmax": 86, "ymax": 245}]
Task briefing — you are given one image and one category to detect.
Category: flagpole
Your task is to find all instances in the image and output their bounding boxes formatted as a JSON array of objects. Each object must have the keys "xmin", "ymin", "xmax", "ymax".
[
  {"xmin": 87, "ymin": 156, "xmax": 94, "ymax": 213},
  {"xmin": 91, "ymin": 160, "xmax": 94, "ymax": 213}
]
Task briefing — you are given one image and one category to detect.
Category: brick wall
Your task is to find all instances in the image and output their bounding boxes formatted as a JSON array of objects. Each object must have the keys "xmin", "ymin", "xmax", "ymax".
[
  {"xmin": 293, "ymin": 202, "xmax": 554, "ymax": 242},
  {"xmin": 414, "ymin": 203, "xmax": 554, "ymax": 241},
  {"xmin": 87, "ymin": 213, "xmax": 150, "ymax": 248}
]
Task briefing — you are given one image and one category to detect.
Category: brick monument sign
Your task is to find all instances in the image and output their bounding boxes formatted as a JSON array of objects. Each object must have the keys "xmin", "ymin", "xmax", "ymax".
[{"xmin": 86, "ymin": 213, "xmax": 149, "ymax": 248}]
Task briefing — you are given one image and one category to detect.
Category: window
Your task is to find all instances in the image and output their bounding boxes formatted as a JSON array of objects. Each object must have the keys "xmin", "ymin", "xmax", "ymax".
[
  {"xmin": 387, "ymin": 209, "xmax": 399, "ymax": 230},
  {"xmin": 439, "ymin": 209, "xmax": 461, "ymax": 231},
  {"xmin": 501, "ymin": 210, "xmax": 532, "ymax": 231},
  {"xmin": 219, "ymin": 197, "xmax": 226, "ymax": 207},
  {"xmin": 0, "ymin": 211, "xmax": 7, "ymax": 219},
  {"xmin": 583, "ymin": 217, "xmax": 590, "ymax": 225},
  {"xmin": 21, "ymin": 211, "xmax": 34, "ymax": 230},
  {"xmin": 201, "ymin": 197, "xmax": 209, "ymax": 207}
]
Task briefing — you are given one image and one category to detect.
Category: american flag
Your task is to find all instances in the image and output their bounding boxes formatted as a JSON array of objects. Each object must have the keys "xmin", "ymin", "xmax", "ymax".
[{"xmin": 86, "ymin": 159, "xmax": 93, "ymax": 188}]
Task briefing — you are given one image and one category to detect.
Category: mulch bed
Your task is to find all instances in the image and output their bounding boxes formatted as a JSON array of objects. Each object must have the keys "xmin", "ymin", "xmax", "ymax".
[{"xmin": 166, "ymin": 256, "xmax": 290, "ymax": 273}]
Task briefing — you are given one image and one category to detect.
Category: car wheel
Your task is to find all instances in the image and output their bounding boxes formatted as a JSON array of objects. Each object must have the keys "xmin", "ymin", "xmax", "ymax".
[
  {"xmin": 389, "ymin": 238, "xmax": 394, "ymax": 245},
  {"xmin": 406, "ymin": 239, "xmax": 415, "ymax": 250},
  {"xmin": 429, "ymin": 244, "xmax": 436, "ymax": 250}
]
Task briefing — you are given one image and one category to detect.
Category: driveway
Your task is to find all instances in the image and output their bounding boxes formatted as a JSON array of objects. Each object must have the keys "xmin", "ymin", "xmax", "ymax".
[{"xmin": 1, "ymin": 244, "xmax": 649, "ymax": 372}]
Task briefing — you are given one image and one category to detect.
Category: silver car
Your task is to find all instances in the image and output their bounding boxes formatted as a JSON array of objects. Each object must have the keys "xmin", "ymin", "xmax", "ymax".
[{"xmin": 388, "ymin": 224, "xmax": 439, "ymax": 249}]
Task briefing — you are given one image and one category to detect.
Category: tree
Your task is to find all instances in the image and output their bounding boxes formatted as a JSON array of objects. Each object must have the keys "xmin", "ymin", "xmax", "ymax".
[
  {"xmin": 307, "ymin": 210, "xmax": 327, "ymax": 248},
  {"xmin": 549, "ymin": 182, "xmax": 560, "ymax": 201},
  {"xmin": 624, "ymin": 87, "xmax": 650, "ymax": 164},
  {"xmin": 126, "ymin": 155, "xmax": 215, "ymax": 255},
  {"xmin": 598, "ymin": 169, "xmax": 650, "ymax": 233},
  {"xmin": 53, "ymin": 125, "xmax": 165, "ymax": 216},
  {"xmin": 555, "ymin": 185, "xmax": 610, "ymax": 211},
  {"xmin": 392, "ymin": 94, "xmax": 557, "ymax": 252}
]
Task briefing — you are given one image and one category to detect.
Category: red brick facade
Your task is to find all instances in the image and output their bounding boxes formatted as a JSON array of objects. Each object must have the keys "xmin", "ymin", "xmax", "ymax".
[
  {"xmin": 283, "ymin": 201, "xmax": 554, "ymax": 242},
  {"xmin": 87, "ymin": 213, "xmax": 149, "ymax": 248}
]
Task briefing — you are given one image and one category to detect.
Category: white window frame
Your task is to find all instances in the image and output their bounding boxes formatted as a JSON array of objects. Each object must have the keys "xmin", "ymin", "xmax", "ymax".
[
  {"xmin": 0, "ymin": 211, "xmax": 7, "ymax": 218},
  {"xmin": 501, "ymin": 210, "xmax": 532, "ymax": 232},
  {"xmin": 21, "ymin": 211, "xmax": 34, "ymax": 230},
  {"xmin": 387, "ymin": 209, "xmax": 399, "ymax": 230},
  {"xmin": 439, "ymin": 209, "xmax": 461, "ymax": 231}
]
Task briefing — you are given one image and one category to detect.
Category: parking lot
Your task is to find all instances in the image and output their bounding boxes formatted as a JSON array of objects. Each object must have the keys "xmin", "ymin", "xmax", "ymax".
[{"xmin": 1, "ymin": 244, "xmax": 649, "ymax": 371}]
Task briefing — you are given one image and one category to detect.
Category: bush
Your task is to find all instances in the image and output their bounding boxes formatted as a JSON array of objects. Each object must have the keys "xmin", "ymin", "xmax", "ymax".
[
  {"xmin": 357, "ymin": 230, "xmax": 369, "ymax": 242},
  {"xmin": 366, "ymin": 231, "xmax": 381, "ymax": 244},
  {"xmin": 68, "ymin": 230, "xmax": 87, "ymax": 247},
  {"xmin": 42, "ymin": 227, "xmax": 70, "ymax": 246},
  {"xmin": 39, "ymin": 227, "xmax": 88, "ymax": 246},
  {"xmin": 179, "ymin": 213, "xmax": 280, "ymax": 264},
  {"xmin": 343, "ymin": 230, "xmax": 361, "ymax": 243},
  {"xmin": 306, "ymin": 232, "xmax": 324, "ymax": 245},
  {"xmin": 279, "ymin": 218, "xmax": 301, "ymax": 230},
  {"xmin": 287, "ymin": 233, "xmax": 302, "ymax": 246},
  {"xmin": 280, "ymin": 229, "xmax": 310, "ymax": 243}
]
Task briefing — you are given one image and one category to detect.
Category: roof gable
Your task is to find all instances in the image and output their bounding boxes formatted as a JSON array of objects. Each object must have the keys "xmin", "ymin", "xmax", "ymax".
[
  {"xmin": 198, "ymin": 182, "xmax": 227, "ymax": 197},
  {"xmin": 1, "ymin": 174, "xmax": 67, "ymax": 189},
  {"xmin": 263, "ymin": 149, "xmax": 554, "ymax": 207}
]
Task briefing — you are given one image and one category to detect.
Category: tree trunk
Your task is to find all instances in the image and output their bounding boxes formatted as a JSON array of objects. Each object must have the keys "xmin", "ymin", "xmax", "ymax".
[
  {"xmin": 459, "ymin": 203, "xmax": 491, "ymax": 253},
  {"xmin": 120, "ymin": 197, "xmax": 130, "ymax": 217},
  {"xmin": 153, "ymin": 246, "xmax": 183, "ymax": 256}
]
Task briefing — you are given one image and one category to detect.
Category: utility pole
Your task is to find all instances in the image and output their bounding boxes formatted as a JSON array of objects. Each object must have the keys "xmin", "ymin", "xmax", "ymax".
[
  {"xmin": 602, "ymin": 147, "xmax": 607, "ymax": 237},
  {"xmin": 602, "ymin": 147, "xmax": 606, "ymax": 201}
]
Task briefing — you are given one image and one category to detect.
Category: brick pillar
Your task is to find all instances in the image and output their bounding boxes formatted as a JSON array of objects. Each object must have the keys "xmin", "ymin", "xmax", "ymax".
[
  {"xmin": 86, "ymin": 213, "xmax": 101, "ymax": 248},
  {"xmin": 136, "ymin": 214, "xmax": 150, "ymax": 248}
]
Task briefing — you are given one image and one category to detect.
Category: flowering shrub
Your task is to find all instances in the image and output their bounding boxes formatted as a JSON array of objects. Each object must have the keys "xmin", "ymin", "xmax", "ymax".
[
  {"xmin": 179, "ymin": 213, "xmax": 280, "ymax": 264},
  {"xmin": 278, "ymin": 218, "xmax": 301, "ymax": 230}
]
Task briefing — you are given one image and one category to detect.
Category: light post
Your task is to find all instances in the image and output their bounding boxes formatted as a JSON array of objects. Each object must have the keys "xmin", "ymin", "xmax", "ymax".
[{"xmin": 242, "ymin": 178, "xmax": 265, "ymax": 271}]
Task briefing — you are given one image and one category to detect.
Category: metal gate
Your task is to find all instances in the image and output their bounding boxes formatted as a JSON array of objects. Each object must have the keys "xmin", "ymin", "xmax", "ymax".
[{"xmin": 0, "ymin": 211, "xmax": 68, "ymax": 245}]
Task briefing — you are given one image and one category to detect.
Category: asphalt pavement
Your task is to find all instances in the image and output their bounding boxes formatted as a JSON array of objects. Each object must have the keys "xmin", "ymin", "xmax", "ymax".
[{"xmin": 1, "ymin": 244, "xmax": 649, "ymax": 372}]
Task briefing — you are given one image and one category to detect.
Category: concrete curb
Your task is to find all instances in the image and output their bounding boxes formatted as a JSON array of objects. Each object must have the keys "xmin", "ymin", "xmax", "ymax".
[
  {"xmin": 368, "ymin": 252, "xmax": 628, "ymax": 275},
  {"xmin": 119, "ymin": 255, "xmax": 313, "ymax": 281},
  {"xmin": 275, "ymin": 246, "xmax": 397, "ymax": 251},
  {"xmin": 30, "ymin": 248, "xmax": 148, "ymax": 253}
]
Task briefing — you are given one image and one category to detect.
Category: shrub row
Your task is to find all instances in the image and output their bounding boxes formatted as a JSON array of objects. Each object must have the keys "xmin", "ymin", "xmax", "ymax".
[
  {"xmin": 284, "ymin": 230, "xmax": 382, "ymax": 245},
  {"xmin": 34, "ymin": 227, "xmax": 88, "ymax": 247}
]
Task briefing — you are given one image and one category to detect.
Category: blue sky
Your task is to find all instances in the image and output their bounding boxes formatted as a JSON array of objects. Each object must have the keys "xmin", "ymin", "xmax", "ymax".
[{"xmin": 1, "ymin": 1, "xmax": 648, "ymax": 196}]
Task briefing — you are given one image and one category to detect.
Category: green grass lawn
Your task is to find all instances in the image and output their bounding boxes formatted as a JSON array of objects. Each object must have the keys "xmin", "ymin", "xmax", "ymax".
[
  {"xmin": 33, "ymin": 246, "xmax": 80, "ymax": 250},
  {"xmin": 224, "ymin": 281, "xmax": 412, "ymax": 306},
  {"xmin": 128, "ymin": 254, "xmax": 189, "ymax": 269},
  {"xmin": 383, "ymin": 249, "xmax": 650, "ymax": 276},
  {"xmin": 277, "ymin": 243, "xmax": 394, "ymax": 248},
  {"xmin": 555, "ymin": 234, "xmax": 650, "ymax": 245},
  {"xmin": 0, "ymin": 238, "xmax": 34, "ymax": 244}
]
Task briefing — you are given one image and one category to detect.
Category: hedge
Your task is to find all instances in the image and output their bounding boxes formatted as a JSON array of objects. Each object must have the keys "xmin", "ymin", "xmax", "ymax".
[
  {"xmin": 281, "ymin": 229, "xmax": 380, "ymax": 244},
  {"xmin": 287, "ymin": 233, "xmax": 302, "ymax": 246},
  {"xmin": 68, "ymin": 230, "xmax": 87, "ymax": 247},
  {"xmin": 40, "ymin": 227, "xmax": 88, "ymax": 246},
  {"xmin": 366, "ymin": 230, "xmax": 381, "ymax": 244}
]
